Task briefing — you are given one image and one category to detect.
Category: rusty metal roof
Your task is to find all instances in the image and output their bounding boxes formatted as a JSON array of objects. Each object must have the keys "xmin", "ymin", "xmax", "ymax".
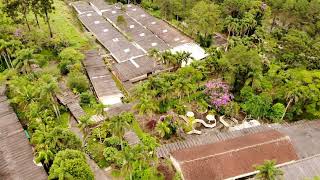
[{"xmin": 171, "ymin": 130, "xmax": 298, "ymax": 180}]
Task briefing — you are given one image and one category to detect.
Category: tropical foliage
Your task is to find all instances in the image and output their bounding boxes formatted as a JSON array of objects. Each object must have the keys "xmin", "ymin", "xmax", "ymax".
[
  {"xmin": 49, "ymin": 149, "xmax": 94, "ymax": 180},
  {"xmin": 135, "ymin": 0, "xmax": 320, "ymax": 123},
  {"xmin": 255, "ymin": 160, "xmax": 283, "ymax": 180}
]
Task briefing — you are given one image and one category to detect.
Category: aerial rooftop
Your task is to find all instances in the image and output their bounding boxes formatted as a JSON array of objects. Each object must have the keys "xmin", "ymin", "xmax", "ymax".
[
  {"xmin": 0, "ymin": 86, "xmax": 47, "ymax": 180},
  {"xmin": 72, "ymin": 0, "xmax": 207, "ymax": 82},
  {"xmin": 170, "ymin": 130, "xmax": 298, "ymax": 180}
]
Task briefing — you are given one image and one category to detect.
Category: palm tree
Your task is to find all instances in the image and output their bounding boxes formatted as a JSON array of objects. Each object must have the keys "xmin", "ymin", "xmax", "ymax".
[
  {"xmin": 0, "ymin": 39, "xmax": 21, "ymax": 69},
  {"xmin": 255, "ymin": 160, "xmax": 283, "ymax": 180},
  {"xmin": 148, "ymin": 48, "xmax": 161, "ymax": 70},
  {"xmin": 280, "ymin": 84, "xmax": 301, "ymax": 121},
  {"xmin": 78, "ymin": 114, "xmax": 93, "ymax": 140},
  {"xmin": 155, "ymin": 121, "xmax": 171, "ymax": 138},
  {"xmin": 10, "ymin": 83, "xmax": 38, "ymax": 111},
  {"xmin": 35, "ymin": 146, "xmax": 54, "ymax": 169},
  {"xmin": 12, "ymin": 48, "xmax": 35, "ymax": 74},
  {"xmin": 109, "ymin": 116, "xmax": 130, "ymax": 138},
  {"xmin": 135, "ymin": 94, "xmax": 159, "ymax": 115}
]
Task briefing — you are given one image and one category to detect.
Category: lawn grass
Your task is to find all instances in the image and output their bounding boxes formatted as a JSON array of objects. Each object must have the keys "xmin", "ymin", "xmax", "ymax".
[
  {"xmin": 83, "ymin": 106, "xmax": 97, "ymax": 117},
  {"xmin": 57, "ymin": 112, "xmax": 71, "ymax": 128},
  {"xmin": 50, "ymin": 0, "xmax": 91, "ymax": 49},
  {"xmin": 27, "ymin": 0, "xmax": 92, "ymax": 50}
]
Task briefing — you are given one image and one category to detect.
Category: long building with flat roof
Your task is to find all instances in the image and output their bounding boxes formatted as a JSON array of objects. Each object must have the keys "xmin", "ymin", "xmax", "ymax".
[
  {"xmin": 72, "ymin": 0, "xmax": 207, "ymax": 83},
  {"xmin": 0, "ymin": 86, "xmax": 47, "ymax": 180}
]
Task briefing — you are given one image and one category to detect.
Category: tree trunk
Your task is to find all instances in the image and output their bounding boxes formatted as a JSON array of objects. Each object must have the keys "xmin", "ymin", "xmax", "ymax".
[
  {"xmin": 34, "ymin": 12, "xmax": 40, "ymax": 28},
  {"xmin": 280, "ymin": 98, "xmax": 293, "ymax": 121},
  {"xmin": 270, "ymin": 16, "xmax": 276, "ymax": 32},
  {"xmin": 23, "ymin": 11, "xmax": 31, "ymax": 31},
  {"xmin": 45, "ymin": 10, "xmax": 53, "ymax": 38},
  {"xmin": 1, "ymin": 53, "xmax": 10, "ymax": 69},
  {"xmin": 3, "ymin": 49, "xmax": 12, "ymax": 68}
]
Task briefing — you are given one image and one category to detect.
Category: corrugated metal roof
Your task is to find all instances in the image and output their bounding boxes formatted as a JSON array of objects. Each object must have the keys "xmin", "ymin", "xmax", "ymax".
[
  {"xmin": 125, "ymin": 4, "xmax": 193, "ymax": 47},
  {"xmin": 84, "ymin": 50, "xmax": 123, "ymax": 106},
  {"xmin": 0, "ymin": 87, "xmax": 47, "ymax": 180},
  {"xmin": 280, "ymin": 154, "xmax": 320, "ymax": 180},
  {"xmin": 112, "ymin": 55, "xmax": 164, "ymax": 82},
  {"xmin": 72, "ymin": 1, "xmax": 206, "ymax": 82},
  {"xmin": 171, "ymin": 130, "xmax": 298, "ymax": 180}
]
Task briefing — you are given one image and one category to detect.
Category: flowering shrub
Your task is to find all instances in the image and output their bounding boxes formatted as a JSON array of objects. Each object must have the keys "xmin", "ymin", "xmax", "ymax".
[{"xmin": 205, "ymin": 80, "xmax": 233, "ymax": 109}]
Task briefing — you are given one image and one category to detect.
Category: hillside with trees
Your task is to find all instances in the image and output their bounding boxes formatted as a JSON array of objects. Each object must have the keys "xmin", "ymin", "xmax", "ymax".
[{"xmin": 136, "ymin": 0, "xmax": 320, "ymax": 122}]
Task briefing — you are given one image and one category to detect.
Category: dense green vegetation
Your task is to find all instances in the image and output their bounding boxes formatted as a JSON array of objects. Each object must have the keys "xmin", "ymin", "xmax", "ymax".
[
  {"xmin": 1, "ymin": 0, "xmax": 320, "ymax": 179},
  {"xmin": 0, "ymin": 0, "xmax": 95, "ymax": 178},
  {"xmin": 86, "ymin": 113, "xmax": 162, "ymax": 179},
  {"xmin": 135, "ymin": 0, "xmax": 320, "ymax": 123},
  {"xmin": 255, "ymin": 160, "xmax": 283, "ymax": 180}
]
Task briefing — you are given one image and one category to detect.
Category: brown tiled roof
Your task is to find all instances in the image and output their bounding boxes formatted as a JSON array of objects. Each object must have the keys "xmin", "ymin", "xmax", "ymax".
[
  {"xmin": 0, "ymin": 88, "xmax": 47, "ymax": 180},
  {"xmin": 171, "ymin": 130, "xmax": 298, "ymax": 180}
]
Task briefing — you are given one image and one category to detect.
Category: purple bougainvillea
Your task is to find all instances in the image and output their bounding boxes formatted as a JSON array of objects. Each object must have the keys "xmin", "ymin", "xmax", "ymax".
[{"xmin": 205, "ymin": 80, "xmax": 233, "ymax": 109}]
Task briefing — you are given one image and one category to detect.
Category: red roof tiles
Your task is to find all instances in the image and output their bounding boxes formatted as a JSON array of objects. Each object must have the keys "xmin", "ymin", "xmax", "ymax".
[{"xmin": 171, "ymin": 130, "xmax": 298, "ymax": 180}]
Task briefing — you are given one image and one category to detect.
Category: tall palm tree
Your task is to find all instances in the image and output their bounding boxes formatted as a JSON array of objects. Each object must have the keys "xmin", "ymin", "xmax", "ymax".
[
  {"xmin": 0, "ymin": 39, "xmax": 22, "ymax": 69},
  {"xmin": 148, "ymin": 48, "xmax": 161, "ymax": 70},
  {"xmin": 38, "ymin": 74, "xmax": 60, "ymax": 118},
  {"xmin": 174, "ymin": 51, "xmax": 192, "ymax": 69},
  {"xmin": 255, "ymin": 160, "xmax": 283, "ymax": 180},
  {"xmin": 109, "ymin": 116, "xmax": 130, "ymax": 138},
  {"xmin": 78, "ymin": 114, "xmax": 93, "ymax": 140}
]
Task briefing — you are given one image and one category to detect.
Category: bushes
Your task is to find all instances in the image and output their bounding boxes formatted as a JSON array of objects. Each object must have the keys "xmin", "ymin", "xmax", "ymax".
[
  {"xmin": 67, "ymin": 70, "xmax": 89, "ymax": 93},
  {"xmin": 155, "ymin": 115, "xmax": 178, "ymax": 139},
  {"xmin": 49, "ymin": 149, "xmax": 94, "ymax": 180},
  {"xmin": 86, "ymin": 141, "xmax": 108, "ymax": 168},
  {"xmin": 103, "ymin": 147, "xmax": 121, "ymax": 167},
  {"xmin": 80, "ymin": 91, "xmax": 93, "ymax": 105},
  {"xmin": 58, "ymin": 47, "xmax": 84, "ymax": 75},
  {"xmin": 269, "ymin": 103, "xmax": 286, "ymax": 123}
]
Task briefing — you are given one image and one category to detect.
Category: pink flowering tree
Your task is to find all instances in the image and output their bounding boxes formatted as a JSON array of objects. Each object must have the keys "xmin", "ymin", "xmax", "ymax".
[{"xmin": 204, "ymin": 80, "xmax": 234, "ymax": 109}]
